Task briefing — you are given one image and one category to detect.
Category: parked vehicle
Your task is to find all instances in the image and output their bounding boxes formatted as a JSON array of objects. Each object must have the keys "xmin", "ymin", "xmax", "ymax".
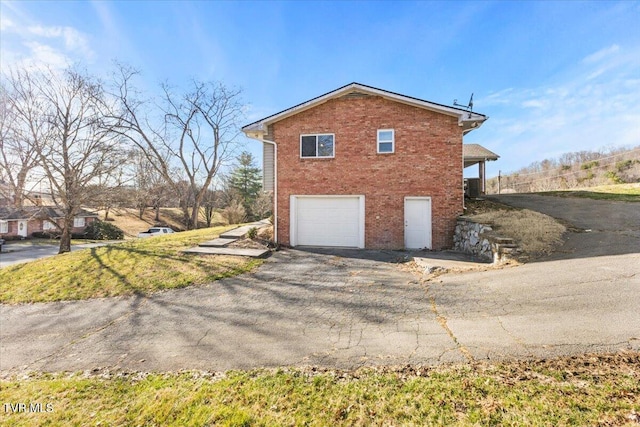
[{"xmin": 137, "ymin": 227, "xmax": 175, "ymax": 238}]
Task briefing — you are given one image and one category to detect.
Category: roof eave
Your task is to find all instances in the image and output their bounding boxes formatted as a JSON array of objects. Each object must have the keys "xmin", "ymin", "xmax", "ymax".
[{"xmin": 242, "ymin": 82, "xmax": 489, "ymax": 137}]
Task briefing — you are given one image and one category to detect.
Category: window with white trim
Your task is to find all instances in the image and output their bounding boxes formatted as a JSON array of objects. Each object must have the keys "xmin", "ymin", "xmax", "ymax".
[
  {"xmin": 0, "ymin": 221, "xmax": 7, "ymax": 234},
  {"xmin": 74, "ymin": 217, "xmax": 85, "ymax": 228},
  {"xmin": 377, "ymin": 129, "xmax": 395, "ymax": 153},
  {"xmin": 43, "ymin": 220, "xmax": 56, "ymax": 230},
  {"xmin": 300, "ymin": 134, "xmax": 334, "ymax": 158}
]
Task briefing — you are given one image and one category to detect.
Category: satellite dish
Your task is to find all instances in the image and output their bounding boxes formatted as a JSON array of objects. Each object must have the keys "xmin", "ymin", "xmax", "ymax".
[{"xmin": 453, "ymin": 93, "xmax": 474, "ymax": 111}]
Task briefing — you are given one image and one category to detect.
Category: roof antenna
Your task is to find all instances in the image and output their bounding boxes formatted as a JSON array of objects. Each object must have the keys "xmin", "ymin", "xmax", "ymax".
[{"xmin": 453, "ymin": 93, "xmax": 474, "ymax": 118}]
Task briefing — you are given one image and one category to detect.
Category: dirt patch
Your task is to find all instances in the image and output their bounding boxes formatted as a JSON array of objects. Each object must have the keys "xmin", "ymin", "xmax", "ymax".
[
  {"xmin": 228, "ymin": 238, "xmax": 271, "ymax": 250},
  {"xmin": 464, "ymin": 199, "xmax": 566, "ymax": 260},
  {"xmin": 464, "ymin": 198, "xmax": 519, "ymax": 215},
  {"xmin": 226, "ymin": 226, "xmax": 274, "ymax": 250}
]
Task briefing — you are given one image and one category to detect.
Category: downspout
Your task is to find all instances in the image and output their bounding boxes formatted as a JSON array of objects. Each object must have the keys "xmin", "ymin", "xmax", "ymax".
[{"xmin": 259, "ymin": 138, "xmax": 278, "ymax": 244}]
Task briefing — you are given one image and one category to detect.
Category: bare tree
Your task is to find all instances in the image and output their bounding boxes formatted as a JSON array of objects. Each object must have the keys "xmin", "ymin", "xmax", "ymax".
[
  {"xmin": 0, "ymin": 78, "xmax": 41, "ymax": 207},
  {"xmin": 126, "ymin": 148, "xmax": 158, "ymax": 219},
  {"xmin": 5, "ymin": 66, "xmax": 126, "ymax": 253},
  {"xmin": 251, "ymin": 191, "xmax": 273, "ymax": 221},
  {"xmin": 109, "ymin": 65, "xmax": 244, "ymax": 229}
]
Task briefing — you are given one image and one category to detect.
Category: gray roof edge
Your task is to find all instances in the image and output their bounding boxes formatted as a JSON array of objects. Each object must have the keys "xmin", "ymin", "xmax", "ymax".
[
  {"xmin": 0, "ymin": 206, "xmax": 98, "ymax": 220},
  {"xmin": 463, "ymin": 143, "xmax": 500, "ymax": 160},
  {"xmin": 242, "ymin": 82, "xmax": 488, "ymax": 133}
]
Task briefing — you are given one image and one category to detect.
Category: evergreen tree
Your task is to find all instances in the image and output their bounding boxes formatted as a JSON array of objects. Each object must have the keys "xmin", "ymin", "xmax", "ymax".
[{"xmin": 228, "ymin": 151, "xmax": 262, "ymax": 218}]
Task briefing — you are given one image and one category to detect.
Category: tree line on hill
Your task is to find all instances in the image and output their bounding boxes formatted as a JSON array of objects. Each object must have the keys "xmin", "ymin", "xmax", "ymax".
[
  {"xmin": 0, "ymin": 63, "xmax": 271, "ymax": 253},
  {"xmin": 487, "ymin": 146, "xmax": 640, "ymax": 194}
]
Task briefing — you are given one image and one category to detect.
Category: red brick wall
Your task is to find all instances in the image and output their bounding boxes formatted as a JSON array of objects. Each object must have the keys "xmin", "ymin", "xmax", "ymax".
[{"xmin": 273, "ymin": 94, "xmax": 464, "ymax": 250}]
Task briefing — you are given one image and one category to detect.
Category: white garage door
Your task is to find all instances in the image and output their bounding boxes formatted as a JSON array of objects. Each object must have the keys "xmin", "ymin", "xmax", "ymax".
[{"xmin": 292, "ymin": 196, "xmax": 364, "ymax": 248}]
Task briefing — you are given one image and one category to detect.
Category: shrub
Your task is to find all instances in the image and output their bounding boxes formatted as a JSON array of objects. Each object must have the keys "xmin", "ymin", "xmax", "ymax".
[
  {"xmin": 32, "ymin": 231, "xmax": 61, "ymax": 239},
  {"xmin": 605, "ymin": 170, "xmax": 624, "ymax": 184},
  {"xmin": 616, "ymin": 159, "xmax": 633, "ymax": 172},
  {"xmin": 581, "ymin": 161, "xmax": 599, "ymax": 170},
  {"xmin": 222, "ymin": 200, "xmax": 247, "ymax": 225},
  {"xmin": 83, "ymin": 220, "xmax": 124, "ymax": 240},
  {"xmin": 247, "ymin": 227, "xmax": 258, "ymax": 239}
]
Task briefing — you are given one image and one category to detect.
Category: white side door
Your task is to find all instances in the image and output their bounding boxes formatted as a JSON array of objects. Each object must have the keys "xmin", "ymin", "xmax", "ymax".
[{"xmin": 404, "ymin": 197, "xmax": 432, "ymax": 249}]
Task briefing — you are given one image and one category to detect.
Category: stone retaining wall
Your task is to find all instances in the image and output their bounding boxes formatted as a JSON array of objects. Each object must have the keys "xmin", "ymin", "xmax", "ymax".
[{"xmin": 454, "ymin": 217, "xmax": 520, "ymax": 264}]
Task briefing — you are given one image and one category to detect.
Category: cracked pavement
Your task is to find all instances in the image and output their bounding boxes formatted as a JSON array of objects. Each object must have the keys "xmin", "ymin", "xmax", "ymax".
[
  {"xmin": 1, "ymin": 195, "xmax": 639, "ymax": 373},
  {"xmin": 1, "ymin": 249, "xmax": 463, "ymax": 373}
]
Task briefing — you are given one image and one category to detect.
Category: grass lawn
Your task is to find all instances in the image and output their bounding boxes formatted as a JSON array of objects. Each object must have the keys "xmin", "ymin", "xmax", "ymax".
[
  {"xmin": 1, "ymin": 352, "xmax": 638, "ymax": 426},
  {"xmin": 536, "ymin": 183, "xmax": 640, "ymax": 202},
  {"xmin": 0, "ymin": 225, "xmax": 262, "ymax": 304}
]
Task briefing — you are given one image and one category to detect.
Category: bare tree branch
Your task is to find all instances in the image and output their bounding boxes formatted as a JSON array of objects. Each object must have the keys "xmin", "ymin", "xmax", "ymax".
[
  {"xmin": 4, "ymin": 65, "xmax": 126, "ymax": 253},
  {"xmin": 106, "ymin": 65, "xmax": 244, "ymax": 229}
]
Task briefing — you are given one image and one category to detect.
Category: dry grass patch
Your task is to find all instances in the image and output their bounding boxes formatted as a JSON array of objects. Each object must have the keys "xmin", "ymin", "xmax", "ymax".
[
  {"xmin": 465, "ymin": 199, "xmax": 566, "ymax": 259},
  {"xmin": 94, "ymin": 207, "xmax": 228, "ymax": 237},
  {"xmin": 0, "ymin": 226, "xmax": 262, "ymax": 304},
  {"xmin": 537, "ymin": 183, "xmax": 640, "ymax": 202}
]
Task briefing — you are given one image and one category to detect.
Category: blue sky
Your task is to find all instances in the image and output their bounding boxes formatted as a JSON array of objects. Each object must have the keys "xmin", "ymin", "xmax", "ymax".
[{"xmin": 1, "ymin": 0, "xmax": 639, "ymax": 178}]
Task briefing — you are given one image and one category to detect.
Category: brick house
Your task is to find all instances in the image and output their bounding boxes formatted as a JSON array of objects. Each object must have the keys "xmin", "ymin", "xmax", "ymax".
[
  {"xmin": 242, "ymin": 83, "xmax": 488, "ymax": 250},
  {"xmin": 0, "ymin": 206, "xmax": 98, "ymax": 239}
]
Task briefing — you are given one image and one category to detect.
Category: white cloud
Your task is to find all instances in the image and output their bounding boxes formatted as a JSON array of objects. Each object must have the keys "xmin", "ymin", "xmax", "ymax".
[
  {"xmin": 582, "ymin": 44, "xmax": 620, "ymax": 64},
  {"xmin": 26, "ymin": 25, "xmax": 94, "ymax": 60},
  {"xmin": 521, "ymin": 99, "xmax": 547, "ymax": 109},
  {"xmin": 22, "ymin": 41, "xmax": 69, "ymax": 69},
  {"xmin": 0, "ymin": 17, "xmax": 15, "ymax": 31},
  {"xmin": 474, "ymin": 45, "xmax": 640, "ymax": 176},
  {"xmin": 0, "ymin": 5, "xmax": 94, "ymax": 71}
]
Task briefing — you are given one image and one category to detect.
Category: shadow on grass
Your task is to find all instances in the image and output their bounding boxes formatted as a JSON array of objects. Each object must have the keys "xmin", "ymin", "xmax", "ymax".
[
  {"xmin": 89, "ymin": 247, "xmax": 140, "ymax": 296},
  {"xmin": 88, "ymin": 244, "xmax": 255, "ymax": 297}
]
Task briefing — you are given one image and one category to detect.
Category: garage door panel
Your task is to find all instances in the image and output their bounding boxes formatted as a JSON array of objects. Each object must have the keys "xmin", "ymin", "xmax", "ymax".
[{"xmin": 294, "ymin": 196, "xmax": 363, "ymax": 248}]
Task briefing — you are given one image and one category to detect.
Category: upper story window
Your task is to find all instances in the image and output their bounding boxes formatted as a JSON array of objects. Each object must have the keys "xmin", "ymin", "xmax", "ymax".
[
  {"xmin": 301, "ymin": 134, "xmax": 334, "ymax": 158},
  {"xmin": 74, "ymin": 217, "xmax": 86, "ymax": 228},
  {"xmin": 377, "ymin": 129, "xmax": 395, "ymax": 154}
]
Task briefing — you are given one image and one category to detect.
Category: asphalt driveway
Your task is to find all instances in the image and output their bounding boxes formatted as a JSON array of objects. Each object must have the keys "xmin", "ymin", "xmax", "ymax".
[
  {"xmin": 1, "ymin": 249, "xmax": 462, "ymax": 372},
  {"xmin": 0, "ymin": 241, "xmax": 120, "ymax": 268},
  {"xmin": 1, "ymin": 195, "xmax": 638, "ymax": 373},
  {"xmin": 489, "ymin": 194, "xmax": 640, "ymax": 259}
]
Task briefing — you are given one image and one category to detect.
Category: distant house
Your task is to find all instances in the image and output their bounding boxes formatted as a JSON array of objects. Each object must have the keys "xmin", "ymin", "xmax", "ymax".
[
  {"xmin": 242, "ymin": 82, "xmax": 489, "ymax": 250},
  {"xmin": 0, "ymin": 207, "xmax": 98, "ymax": 238},
  {"xmin": 0, "ymin": 184, "xmax": 54, "ymax": 208}
]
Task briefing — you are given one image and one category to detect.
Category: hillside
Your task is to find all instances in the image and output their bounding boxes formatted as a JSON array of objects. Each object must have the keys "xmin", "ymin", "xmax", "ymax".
[
  {"xmin": 487, "ymin": 146, "xmax": 640, "ymax": 194},
  {"xmin": 93, "ymin": 207, "xmax": 226, "ymax": 238}
]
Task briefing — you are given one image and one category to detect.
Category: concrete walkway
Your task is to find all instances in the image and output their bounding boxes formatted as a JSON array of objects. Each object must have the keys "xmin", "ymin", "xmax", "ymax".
[
  {"xmin": 0, "ymin": 241, "xmax": 122, "ymax": 268},
  {"xmin": 183, "ymin": 221, "xmax": 271, "ymax": 258}
]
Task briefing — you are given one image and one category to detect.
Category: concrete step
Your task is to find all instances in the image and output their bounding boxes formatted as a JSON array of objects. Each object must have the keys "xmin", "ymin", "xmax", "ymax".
[
  {"xmin": 219, "ymin": 221, "xmax": 270, "ymax": 239},
  {"xmin": 199, "ymin": 238, "xmax": 238, "ymax": 247},
  {"xmin": 219, "ymin": 226, "xmax": 253, "ymax": 239},
  {"xmin": 183, "ymin": 246, "xmax": 269, "ymax": 258},
  {"xmin": 493, "ymin": 237, "xmax": 515, "ymax": 244}
]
